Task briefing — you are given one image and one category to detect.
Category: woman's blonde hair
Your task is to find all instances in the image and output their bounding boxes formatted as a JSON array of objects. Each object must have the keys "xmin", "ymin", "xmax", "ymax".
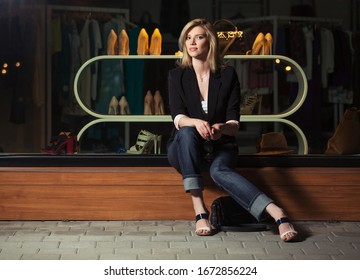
[{"xmin": 178, "ymin": 18, "xmax": 224, "ymax": 72}]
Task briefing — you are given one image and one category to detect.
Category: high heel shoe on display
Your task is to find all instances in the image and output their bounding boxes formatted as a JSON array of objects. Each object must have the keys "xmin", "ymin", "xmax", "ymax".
[
  {"xmin": 108, "ymin": 96, "xmax": 119, "ymax": 115},
  {"xmin": 41, "ymin": 132, "xmax": 78, "ymax": 155},
  {"xmin": 144, "ymin": 90, "xmax": 154, "ymax": 115},
  {"xmin": 149, "ymin": 28, "xmax": 162, "ymax": 55},
  {"xmin": 107, "ymin": 29, "xmax": 118, "ymax": 55},
  {"xmin": 126, "ymin": 130, "xmax": 162, "ymax": 155},
  {"xmin": 154, "ymin": 135, "xmax": 162, "ymax": 154},
  {"xmin": 119, "ymin": 95, "xmax": 130, "ymax": 115},
  {"xmin": 118, "ymin": 29, "xmax": 130, "ymax": 55},
  {"xmin": 240, "ymin": 92, "xmax": 263, "ymax": 115},
  {"xmin": 137, "ymin": 28, "xmax": 149, "ymax": 55},
  {"xmin": 246, "ymin": 32, "xmax": 265, "ymax": 55},
  {"xmin": 153, "ymin": 90, "xmax": 165, "ymax": 115},
  {"xmin": 264, "ymin": 33, "xmax": 273, "ymax": 55}
]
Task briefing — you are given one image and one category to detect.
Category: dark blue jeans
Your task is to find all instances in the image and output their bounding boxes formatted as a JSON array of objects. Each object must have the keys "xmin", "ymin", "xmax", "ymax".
[{"xmin": 167, "ymin": 126, "xmax": 273, "ymax": 221}]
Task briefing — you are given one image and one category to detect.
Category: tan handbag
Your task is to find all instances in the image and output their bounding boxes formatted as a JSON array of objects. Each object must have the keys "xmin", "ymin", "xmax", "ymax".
[{"xmin": 325, "ymin": 107, "xmax": 360, "ymax": 155}]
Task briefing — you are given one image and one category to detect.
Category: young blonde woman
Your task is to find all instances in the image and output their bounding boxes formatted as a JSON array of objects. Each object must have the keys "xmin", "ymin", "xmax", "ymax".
[{"xmin": 167, "ymin": 18, "xmax": 297, "ymax": 241}]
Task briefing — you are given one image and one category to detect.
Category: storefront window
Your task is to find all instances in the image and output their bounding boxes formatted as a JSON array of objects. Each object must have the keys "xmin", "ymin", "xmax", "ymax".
[{"xmin": 0, "ymin": 0, "xmax": 358, "ymax": 156}]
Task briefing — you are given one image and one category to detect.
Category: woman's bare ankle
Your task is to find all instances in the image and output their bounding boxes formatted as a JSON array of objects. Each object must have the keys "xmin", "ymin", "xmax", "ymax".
[
  {"xmin": 265, "ymin": 203, "xmax": 286, "ymax": 221},
  {"xmin": 190, "ymin": 190, "xmax": 207, "ymax": 215}
]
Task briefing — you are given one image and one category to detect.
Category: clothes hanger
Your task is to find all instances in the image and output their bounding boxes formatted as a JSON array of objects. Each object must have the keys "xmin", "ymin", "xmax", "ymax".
[{"xmin": 119, "ymin": 15, "xmax": 137, "ymax": 28}]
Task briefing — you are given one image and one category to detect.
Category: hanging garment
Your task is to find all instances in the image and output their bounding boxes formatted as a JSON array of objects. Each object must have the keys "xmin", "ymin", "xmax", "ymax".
[
  {"xmin": 288, "ymin": 27, "xmax": 323, "ymax": 152},
  {"xmin": 94, "ymin": 19, "xmax": 123, "ymax": 115},
  {"xmin": 62, "ymin": 19, "xmax": 84, "ymax": 117},
  {"xmin": 329, "ymin": 28, "xmax": 352, "ymax": 89},
  {"xmin": 79, "ymin": 18, "xmax": 92, "ymax": 111},
  {"xmin": 287, "ymin": 25, "xmax": 314, "ymax": 82},
  {"xmin": 123, "ymin": 27, "xmax": 144, "ymax": 114},
  {"xmin": 89, "ymin": 19, "xmax": 102, "ymax": 101},
  {"xmin": 320, "ymin": 27, "xmax": 335, "ymax": 88},
  {"xmin": 287, "ymin": 24, "xmax": 307, "ymax": 67}
]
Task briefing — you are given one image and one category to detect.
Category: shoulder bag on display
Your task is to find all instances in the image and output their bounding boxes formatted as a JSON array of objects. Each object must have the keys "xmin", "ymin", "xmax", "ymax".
[
  {"xmin": 213, "ymin": 19, "xmax": 248, "ymax": 56},
  {"xmin": 325, "ymin": 107, "xmax": 360, "ymax": 155}
]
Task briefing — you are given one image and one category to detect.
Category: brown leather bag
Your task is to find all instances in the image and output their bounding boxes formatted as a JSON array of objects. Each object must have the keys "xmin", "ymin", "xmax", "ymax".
[{"xmin": 325, "ymin": 107, "xmax": 360, "ymax": 155}]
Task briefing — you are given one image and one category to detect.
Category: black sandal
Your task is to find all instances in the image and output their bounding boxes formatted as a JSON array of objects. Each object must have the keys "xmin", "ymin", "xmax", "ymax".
[
  {"xmin": 276, "ymin": 217, "xmax": 298, "ymax": 241},
  {"xmin": 195, "ymin": 213, "xmax": 212, "ymax": 236}
]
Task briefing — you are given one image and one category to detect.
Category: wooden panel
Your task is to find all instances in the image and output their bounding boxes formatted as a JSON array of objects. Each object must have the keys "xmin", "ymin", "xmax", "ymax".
[
  {"xmin": 235, "ymin": 167, "xmax": 360, "ymax": 221},
  {"xmin": 236, "ymin": 167, "xmax": 360, "ymax": 185},
  {"xmin": 1, "ymin": 166, "xmax": 359, "ymax": 221},
  {"xmin": 0, "ymin": 167, "xmax": 181, "ymax": 186},
  {"xmin": 0, "ymin": 167, "xmax": 225, "ymax": 220},
  {"xmin": 0, "ymin": 185, "xmax": 189, "ymax": 220}
]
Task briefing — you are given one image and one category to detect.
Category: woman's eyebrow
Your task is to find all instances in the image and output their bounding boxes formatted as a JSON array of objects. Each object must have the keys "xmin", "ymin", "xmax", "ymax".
[{"xmin": 188, "ymin": 33, "xmax": 206, "ymax": 37}]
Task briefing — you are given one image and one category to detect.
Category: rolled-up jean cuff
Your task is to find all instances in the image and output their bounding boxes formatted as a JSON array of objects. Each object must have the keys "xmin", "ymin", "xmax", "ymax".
[
  {"xmin": 250, "ymin": 193, "xmax": 273, "ymax": 221},
  {"xmin": 183, "ymin": 177, "xmax": 204, "ymax": 192}
]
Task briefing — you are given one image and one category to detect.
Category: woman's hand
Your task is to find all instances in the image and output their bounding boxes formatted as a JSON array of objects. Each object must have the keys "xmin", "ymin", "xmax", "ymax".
[
  {"xmin": 211, "ymin": 122, "xmax": 238, "ymax": 140},
  {"xmin": 194, "ymin": 119, "xmax": 212, "ymax": 140},
  {"xmin": 210, "ymin": 123, "xmax": 223, "ymax": 141},
  {"xmin": 178, "ymin": 116, "xmax": 212, "ymax": 139}
]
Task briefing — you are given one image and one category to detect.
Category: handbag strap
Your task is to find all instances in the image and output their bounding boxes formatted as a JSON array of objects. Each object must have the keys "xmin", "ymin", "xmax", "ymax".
[
  {"xmin": 213, "ymin": 19, "xmax": 237, "ymax": 30},
  {"xmin": 213, "ymin": 19, "xmax": 241, "ymax": 55}
]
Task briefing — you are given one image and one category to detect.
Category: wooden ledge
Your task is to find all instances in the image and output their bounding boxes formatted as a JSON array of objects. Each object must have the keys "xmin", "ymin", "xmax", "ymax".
[
  {"xmin": 1, "ymin": 165, "xmax": 360, "ymax": 221},
  {"xmin": 1, "ymin": 153, "xmax": 359, "ymax": 167}
]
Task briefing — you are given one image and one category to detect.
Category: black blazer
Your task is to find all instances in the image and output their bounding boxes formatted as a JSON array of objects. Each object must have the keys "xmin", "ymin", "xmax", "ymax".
[{"xmin": 168, "ymin": 65, "xmax": 241, "ymax": 126}]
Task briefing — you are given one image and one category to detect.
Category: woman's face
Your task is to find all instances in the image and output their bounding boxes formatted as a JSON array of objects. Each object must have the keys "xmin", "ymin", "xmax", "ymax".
[{"xmin": 185, "ymin": 26, "xmax": 209, "ymax": 60}]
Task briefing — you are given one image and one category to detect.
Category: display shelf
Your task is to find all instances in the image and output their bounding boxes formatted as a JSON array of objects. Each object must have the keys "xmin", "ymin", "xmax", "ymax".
[{"xmin": 74, "ymin": 54, "xmax": 308, "ymax": 154}]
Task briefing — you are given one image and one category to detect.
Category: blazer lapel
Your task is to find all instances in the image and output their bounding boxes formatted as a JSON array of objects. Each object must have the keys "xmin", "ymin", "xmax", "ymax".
[
  {"xmin": 207, "ymin": 70, "xmax": 221, "ymax": 122},
  {"xmin": 183, "ymin": 69, "xmax": 204, "ymax": 117}
]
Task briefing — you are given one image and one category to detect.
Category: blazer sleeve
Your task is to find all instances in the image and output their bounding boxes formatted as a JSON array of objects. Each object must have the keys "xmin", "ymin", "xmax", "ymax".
[
  {"xmin": 208, "ymin": 66, "xmax": 241, "ymax": 125},
  {"xmin": 225, "ymin": 67, "xmax": 241, "ymax": 123},
  {"xmin": 168, "ymin": 68, "xmax": 188, "ymax": 120}
]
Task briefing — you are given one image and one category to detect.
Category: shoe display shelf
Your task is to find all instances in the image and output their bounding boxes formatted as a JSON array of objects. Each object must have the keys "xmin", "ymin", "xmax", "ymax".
[{"xmin": 74, "ymin": 54, "xmax": 308, "ymax": 154}]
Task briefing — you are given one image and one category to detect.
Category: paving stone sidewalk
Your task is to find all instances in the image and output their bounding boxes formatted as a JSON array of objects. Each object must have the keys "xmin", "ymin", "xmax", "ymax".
[{"xmin": 0, "ymin": 220, "xmax": 359, "ymax": 260}]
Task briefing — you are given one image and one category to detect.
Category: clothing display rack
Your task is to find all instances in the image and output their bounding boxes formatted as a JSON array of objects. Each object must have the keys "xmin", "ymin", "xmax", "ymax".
[
  {"xmin": 237, "ymin": 15, "xmax": 342, "ymax": 53},
  {"xmin": 235, "ymin": 15, "xmax": 345, "ymax": 131},
  {"xmin": 45, "ymin": 5, "xmax": 130, "ymax": 143}
]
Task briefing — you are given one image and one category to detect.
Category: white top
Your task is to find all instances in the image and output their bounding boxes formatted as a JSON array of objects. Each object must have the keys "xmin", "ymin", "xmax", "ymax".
[
  {"xmin": 173, "ymin": 100, "xmax": 208, "ymax": 129},
  {"xmin": 174, "ymin": 99, "xmax": 239, "ymax": 130},
  {"xmin": 201, "ymin": 100, "xmax": 208, "ymax": 114}
]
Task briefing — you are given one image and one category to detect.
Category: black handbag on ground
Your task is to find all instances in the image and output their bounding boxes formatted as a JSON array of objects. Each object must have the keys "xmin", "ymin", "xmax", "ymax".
[{"xmin": 210, "ymin": 196, "xmax": 267, "ymax": 232}]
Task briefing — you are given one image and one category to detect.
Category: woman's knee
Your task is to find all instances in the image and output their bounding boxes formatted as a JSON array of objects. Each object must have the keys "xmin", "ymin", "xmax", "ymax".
[
  {"xmin": 209, "ymin": 157, "xmax": 235, "ymax": 184},
  {"xmin": 209, "ymin": 163, "xmax": 223, "ymax": 183},
  {"xmin": 175, "ymin": 127, "xmax": 201, "ymax": 149},
  {"xmin": 177, "ymin": 127, "xmax": 198, "ymax": 142}
]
